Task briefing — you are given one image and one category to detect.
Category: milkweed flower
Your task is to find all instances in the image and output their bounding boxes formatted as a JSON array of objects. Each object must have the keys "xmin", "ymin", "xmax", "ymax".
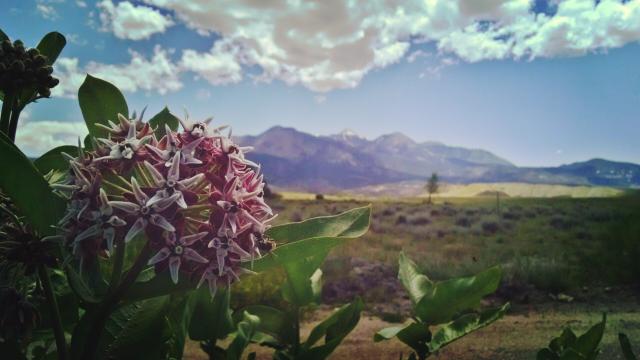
[{"xmin": 55, "ymin": 112, "xmax": 276, "ymax": 296}]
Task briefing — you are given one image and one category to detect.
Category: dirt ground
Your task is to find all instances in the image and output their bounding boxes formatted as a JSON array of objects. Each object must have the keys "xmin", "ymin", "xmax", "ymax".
[{"xmin": 183, "ymin": 295, "xmax": 640, "ymax": 360}]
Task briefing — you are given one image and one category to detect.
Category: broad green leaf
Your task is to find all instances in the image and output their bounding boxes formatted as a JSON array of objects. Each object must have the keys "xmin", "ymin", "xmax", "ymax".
[
  {"xmin": 71, "ymin": 296, "xmax": 172, "ymax": 360},
  {"xmin": 0, "ymin": 131, "xmax": 65, "ymax": 235},
  {"xmin": 78, "ymin": 75, "xmax": 128, "ymax": 138},
  {"xmin": 165, "ymin": 294, "xmax": 193, "ymax": 359},
  {"xmin": 252, "ymin": 206, "xmax": 371, "ymax": 273},
  {"xmin": 374, "ymin": 322, "xmax": 430, "ymax": 358},
  {"xmin": 415, "ymin": 265, "xmax": 502, "ymax": 325},
  {"xmin": 619, "ymin": 333, "xmax": 637, "ymax": 360},
  {"xmin": 550, "ymin": 328, "xmax": 578, "ymax": 354},
  {"xmin": 281, "ymin": 253, "xmax": 327, "ymax": 306},
  {"xmin": 226, "ymin": 311, "xmax": 261, "ymax": 360},
  {"xmin": 65, "ymin": 266, "xmax": 101, "ymax": 304},
  {"xmin": 148, "ymin": 107, "xmax": 179, "ymax": 139},
  {"xmin": 569, "ymin": 314, "xmax": 606, "ymax": 359},
  {"xmin": 188, "ymin": 287, "xmax": 235, "ymax": 341},
  {"xmin": 267, "ymin": 205, "xmax": 371, "ymax": 243},
  {"xmin": 398, "ymin": 252, "xmax": 433, "ymax": 305},
  {"xmin": 537, "ymin": 348, "xmax": 560, "ymax": 360},
  {"xmin": 34, "ymin": 145, "xmax": 76, "ymax": 174},
  {"xmin": 429, "ymin": 303, "xmax": 510, "ymax": 352},
  {"xmin": 37, "ymin": 32, "xmax": 66, "ymax": 65},
  {"xmin": 301, "ymin": 298, "xmax": 364, "ymax": 360},
  {"xmin": 236, "ymin": 305, "xmax": 294, "ymax": 347}
]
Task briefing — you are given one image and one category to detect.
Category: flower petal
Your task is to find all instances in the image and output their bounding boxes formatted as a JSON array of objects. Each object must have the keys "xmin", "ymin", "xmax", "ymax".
[
  {"xmin": 143, "ymin": 161, "xmax": 165, "ymax": 187},
  {"xmin": 74, "ymin": 224, "xmax": 100, "ymax": 243},
  {"xmin": 130, "ymin": 178, "xmax": 148, "ymax": 204},
  {"xmin": 109, "ymin": 201, "xmax": 140, "ymax": 214},
  {"xmin": 183, "ymin": 248, "xmax": 209, "ymax": 264},
  {"xmin": 148, "ymin": 247, "xmax": 171, "ymax": 265},
  {"xmin": 125, "ymin": 218, "xmax": 147, "ymax": 242},
  {"xmin": 103, "ymin": 227, "xmax": 115, "ymax": 253},
  {"xmin": 149, "ymin": 214, "xmax": 175, "ymax": 232},
  {"xmin": 180, "ymin": 232, "xmax": 208, "ymax": 246},
  {"xmin": 169, "ymin": 256, "xmax": 181, "ymax": 284}
]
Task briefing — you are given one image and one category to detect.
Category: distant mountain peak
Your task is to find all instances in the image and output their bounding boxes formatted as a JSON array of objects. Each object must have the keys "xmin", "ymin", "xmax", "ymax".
[
  {"xmin": 337, "ymin": 128, "xmax": 362, "ymax": 138},
  {"xmin": 374, "ymin": 132, "xmax": 416, "ymax": 147}
]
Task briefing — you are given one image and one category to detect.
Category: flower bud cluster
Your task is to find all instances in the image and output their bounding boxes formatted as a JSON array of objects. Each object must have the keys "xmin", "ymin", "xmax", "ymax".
[
  {"xmin": 0, "ymin": 39, "xmax": 59, "ymax": 97},
  {"xmin": 55, "ymin": 114, "xmax": 276, "ymax": 296}
]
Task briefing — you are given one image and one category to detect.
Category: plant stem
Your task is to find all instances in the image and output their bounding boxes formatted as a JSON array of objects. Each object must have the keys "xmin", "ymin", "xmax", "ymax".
[
  {"xmin": 0, "ymin": 91, "xmax": 14, "ymax": 137},
  {"xmin": 7, "ymin": 97, "xmax": 21, "ymax": 141},
  {"xmin": 81, "ymin": 242, "xmax": 151, "ymax": 360},
  {"xmin": 38, "ymin": 265, "xmax": 69, "ymax": 360},
  {"xmin": 109, "ymin": 238, "xmax": 125, "ymax": 289}
]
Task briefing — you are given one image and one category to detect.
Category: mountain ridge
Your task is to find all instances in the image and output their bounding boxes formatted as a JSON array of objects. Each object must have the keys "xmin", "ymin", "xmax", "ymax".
[{"xmin": 234, "ymin": 126, "xmax": 639, "ymax": 192}]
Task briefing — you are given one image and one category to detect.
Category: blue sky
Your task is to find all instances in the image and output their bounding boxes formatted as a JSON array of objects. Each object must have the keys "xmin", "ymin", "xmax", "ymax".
[{"xmin": 2, "ymin": 0, "xmax": 640, "ymax": 167}]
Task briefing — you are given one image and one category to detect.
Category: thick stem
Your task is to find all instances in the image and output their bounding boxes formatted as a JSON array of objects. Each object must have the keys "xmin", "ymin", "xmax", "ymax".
[
  {"xmin": 81, "ymin": 242, "xmax": 151, "ymax": 360},
  {"xmin": 39, "ymin": 265, "xmax": 69, "ymax": 360},
  {"xmin": 109, "ymin": 238, "xmax": 125, "ymax": 289},
  {"xmin": 0, "ymin": 91, "xmax": 14, "ymax": 137},
  {"xmin": 7, "ymin": 98, "xmax": 21, "ymax": 142}
]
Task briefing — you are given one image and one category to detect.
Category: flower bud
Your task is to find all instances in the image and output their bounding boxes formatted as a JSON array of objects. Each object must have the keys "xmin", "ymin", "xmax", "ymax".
[
  {"xmin": 38, "ymin": 88, "xmax": 51, "ymax": 97},
  {"xmin": 1, "ymin": 40, "xmax": 12, "ymax": 52},
  {"xmin": 33, "ymin": 55, "xmax": 46, "ymax": 66},
  {"xmin": 11, "ymin": 60, "xmax": 24, "ymax": 72},
  {"xmin": 26, "ymin": 48, "xmax": 40, "ymax": 58}
]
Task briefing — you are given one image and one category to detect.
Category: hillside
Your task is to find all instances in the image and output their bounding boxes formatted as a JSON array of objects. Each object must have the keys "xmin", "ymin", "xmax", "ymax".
[{"xmin": 235, "ymin": 126, "xmax": 640, "ymax": 192}]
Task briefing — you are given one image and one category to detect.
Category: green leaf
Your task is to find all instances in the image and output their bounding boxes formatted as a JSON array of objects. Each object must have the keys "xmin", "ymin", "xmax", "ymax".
[
  {"xmin": 550, "ymin": 328, "xmax": 578, "ymax": 354},
  {"xmin": 374, "ymin": 322, "xmax": 431, "ymax": 358},
  {"xmin": 267, "ymin": 205, "xmax": 371, "ymax": 243},
  {"xmin": 34, "ymin": 145, "xmax": 76, "ymax": 174},
  {"xmin": 252, "ymin": 205, "xmax": 371, "ymax": 273},
  {"xmin": 226, "ymin": 311, "xmax": 261, "ymax": 360},
  {"xmin": 429, "ymin": 303, "xmax": 510, "ymax": 352},
  {"xmin": 398, "ymin": 252, "xmax": 433, "ymax": 305},
  {"xmin": 619, "ymin": 333, "xmax": 638, "ymax": 360},
  {"xmin": 71, "ymin": 296, "xmax": 172, "ymax": 360},
  {"xmin": 78, "ymin": 74, "xmax": 128, "ymax": 138},
  {"xmin": 414, "ymin": 265, "xmax": 503, "ymax": 325},
  {"xmin": 569, "ymin": 314, "xmax": 606, "ymax": 359},
  {"xmin": 165, "ymin": 294, "xmax": 194, "ymax": 359},
  {"xmin": 36, "ymin": 32, "xmax": 66, "ymax": 65},
  {"xmin": 188, "ymin": 287, "xmax": 235, "ymax": 342},
  {"xmin": 280, "ymin": 255, "xmax": 326, "ymax": 306},
  {"xmin": 238, "ymin": 305, "xmax": 294, "ymax": 347},
  {"xmin": 0, "ymin": 131, "xmax": 65, "ymax": 235},
  {"xmin": 148, "ymin": 107, "xmax": 179, "ymax": 139},
  {"xmin": 300, "ymin": 298, "xmax": 364, "ymax": 360},
  {"xmin": 537, "ymin": 348, "xmax": 560, "ymax": 360}
]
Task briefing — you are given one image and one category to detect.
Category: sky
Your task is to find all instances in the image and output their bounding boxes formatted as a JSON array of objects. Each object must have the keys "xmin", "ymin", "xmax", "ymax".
[{"xmin": 1, "ymin": 0, "xmax": 639, "ymax": 167}]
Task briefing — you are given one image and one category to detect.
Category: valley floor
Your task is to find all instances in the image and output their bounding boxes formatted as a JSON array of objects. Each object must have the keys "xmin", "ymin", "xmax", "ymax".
[{"xmin": 185, "ymin": 194, "xmax": 640, "ymax": 359}]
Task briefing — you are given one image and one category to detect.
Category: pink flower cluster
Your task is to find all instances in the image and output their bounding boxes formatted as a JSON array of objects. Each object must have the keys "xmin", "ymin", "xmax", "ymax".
[{"xmin": 55, "ymin": 113, "xmax": 276, "ymax": 296}]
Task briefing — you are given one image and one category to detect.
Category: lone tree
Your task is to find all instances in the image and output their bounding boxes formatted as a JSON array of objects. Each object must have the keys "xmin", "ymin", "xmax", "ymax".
[{"xmin": 426, "ymin": 172, "xmax": 439, "ymax": 204}]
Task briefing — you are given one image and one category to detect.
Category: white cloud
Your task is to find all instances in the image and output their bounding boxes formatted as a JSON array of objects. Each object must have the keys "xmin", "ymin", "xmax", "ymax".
[
  {"xmin": 15, "ymin": 120, "xmax": 88, "ymax": 157},
  {"xmin": 134, "ymin": 0, "xmax": 640, "ymax": 92},
  {"xmin": 53, "ymin": 46, "xmax": 183, "ymax": 98},
  {"xmin": 98, "ymin": 0, "xmax": 174, "ymax": 40},
  {"xmin": 76, "ymin": 0, "xmax": 87, "ymax": 8},
  {"xmin": 36, "ymin": 0, "xmax": 60, "ymax": 20}
]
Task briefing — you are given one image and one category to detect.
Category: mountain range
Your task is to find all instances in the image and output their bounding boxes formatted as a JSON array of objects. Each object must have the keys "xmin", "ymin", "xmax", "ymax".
[{"xmin": 234, "ymin": 126, "xmax": 640, "ymax": 192}]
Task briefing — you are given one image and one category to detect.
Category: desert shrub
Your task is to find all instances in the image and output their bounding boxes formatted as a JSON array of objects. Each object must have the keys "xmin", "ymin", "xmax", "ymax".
[
  {"xmin": 381, "ymin": 208, "xmax": 395, "ymax": 216},
  {"xmin": 396, "ymin": 215, "xmax": 408, "ymax": 224},
  {"xmin": 315, "ymin": 193, "xmax": 325, "ymax": 200},
  {"xmin": 549, "ymin": 215, "xmax": 575, "ymax": 230},
  {"xmin": 430, "ymin": 209, "xmax": 440, "ymax": 217},
  {"xmin": 502, "ymin": 210, "xmax": 521, "ymax": 220},
  {"xmin": 290, "ymin": 211, "xmax": 303, "ymax": 222},
  {"xmin": 455, "ymin": 216, "xmax": 472, "ymax": 227},
  {"xmin": 409, "ymin": 216, "xmax": 431, "ymax": 225},
  {"xmin": 508, "ymin": 256, "xmax": 576, "ymax": 293},
  {"xmin": 482, "ymin": 221, "xmax": 500, "ymax": 235}
]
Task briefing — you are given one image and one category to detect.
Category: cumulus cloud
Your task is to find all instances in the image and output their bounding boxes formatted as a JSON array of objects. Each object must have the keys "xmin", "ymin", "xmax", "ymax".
[
  {"xmin": 53, "ymin": 46, "xmax": 182, "ymax": 98},
  {"xmin": 98, "ymin": 0, "xmax": 174, "ymax": 40},
  {"xmin": 133, "ymin": 0, "xmax": 640, "ymax": 92},
  {"xmin": 36, "ymin": 0, "xmax": 61, "ymax": 20},
  {"xmin": 16, "ymin": 120, "xmax": 88, "ymax": 156}
]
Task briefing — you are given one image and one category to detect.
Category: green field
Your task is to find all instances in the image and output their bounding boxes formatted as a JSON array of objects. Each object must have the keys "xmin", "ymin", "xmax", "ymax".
[{"xmin": 186, "ymin": 192, "xmax": 640, "ymax": 359}]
